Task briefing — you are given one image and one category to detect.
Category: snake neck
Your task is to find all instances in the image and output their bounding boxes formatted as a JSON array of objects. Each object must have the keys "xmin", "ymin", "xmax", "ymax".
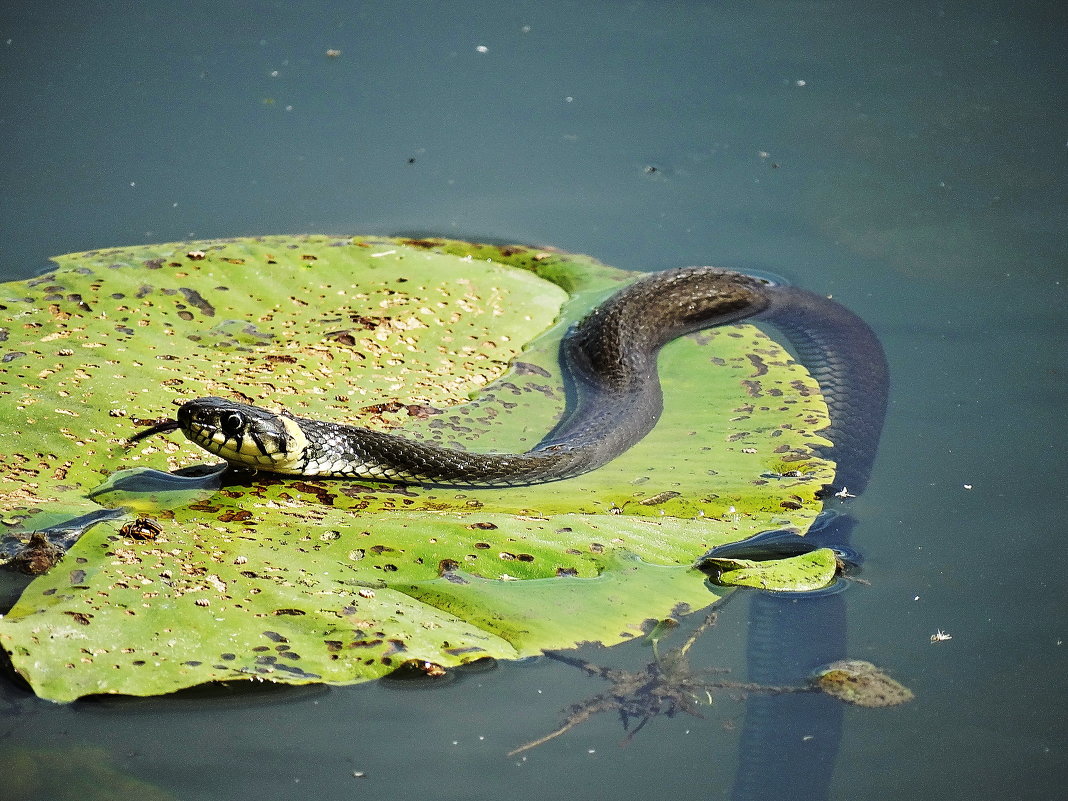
[
  {"xmin": 529, "ymin": 267, "xmax": 772, "ymax": 472},
  {"xmin": 561, "ymin": 266, "xmax": 769, "ymax": 394}
]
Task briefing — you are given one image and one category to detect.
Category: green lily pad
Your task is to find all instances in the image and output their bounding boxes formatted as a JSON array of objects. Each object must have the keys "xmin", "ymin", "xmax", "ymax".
[
  {"xmin": 0, "ymin": 236, "xmax": 835, "ymax": 701},
  {"xmin": 702, "ymin": 547, "xmax": 840, "ymax": 592}
]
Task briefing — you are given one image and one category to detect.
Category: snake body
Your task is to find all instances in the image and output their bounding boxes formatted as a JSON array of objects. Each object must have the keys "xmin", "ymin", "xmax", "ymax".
[{"xmin": 168, "ymin": 266, "xmax": 887, "ymax": 487}]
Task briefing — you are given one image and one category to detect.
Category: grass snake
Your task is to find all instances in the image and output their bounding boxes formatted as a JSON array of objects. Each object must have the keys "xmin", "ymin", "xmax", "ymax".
[{"xmin": 135, "ymin": 266, "xmax": 887, "ymax": 489}]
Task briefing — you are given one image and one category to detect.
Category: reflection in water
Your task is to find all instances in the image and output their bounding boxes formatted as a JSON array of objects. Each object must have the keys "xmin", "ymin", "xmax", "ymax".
[
  {"xmin": 508, "ymin": 570, "xmax": 909, "ymax": 764},
  {"xmin": 731, "ymin": 505, "xmax": 901, "ymax": 799}
]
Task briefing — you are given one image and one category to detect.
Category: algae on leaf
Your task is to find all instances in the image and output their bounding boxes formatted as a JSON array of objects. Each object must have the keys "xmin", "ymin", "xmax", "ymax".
[{"xmin": 0, "ymin": 236, "xmax": 835, "ymax": 701}]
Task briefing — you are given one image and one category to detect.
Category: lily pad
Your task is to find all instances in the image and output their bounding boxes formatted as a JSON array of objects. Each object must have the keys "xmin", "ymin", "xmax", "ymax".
[
  {"xmin": 0, "ymin": 236, "xmax": 835, "ymax": 701},
  {"xmin": 701, "ymin": 547, "xmax": 840, "ymax": 592}
]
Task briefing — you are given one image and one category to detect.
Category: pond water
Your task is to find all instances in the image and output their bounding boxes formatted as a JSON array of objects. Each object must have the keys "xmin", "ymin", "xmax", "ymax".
[{"xmin": 1, "ymin": 1, "xmax": 1064, "ymax": 799}]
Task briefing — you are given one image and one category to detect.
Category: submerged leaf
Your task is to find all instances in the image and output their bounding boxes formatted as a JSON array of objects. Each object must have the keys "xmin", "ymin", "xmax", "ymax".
[
  {"xmin": 0, "ymin": 236, "xmax": 836, "ymax": 701},
  {"xmin": 811, "ymin": 659, "xmax": 915, "ymax": 707},
  {"xmin": 0, "ymin": 746, "xmax": 177, "ymax": 801}
]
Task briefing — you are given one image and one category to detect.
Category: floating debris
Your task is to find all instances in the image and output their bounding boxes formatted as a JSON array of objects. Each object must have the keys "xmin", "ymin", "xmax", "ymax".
[
  {"xmin": 10, "ymin": 532, "xmax": 64, "ymax": 575},
  {"xmin": 810, "ymin": 659, "xmax": 914, "ymax": 707}
]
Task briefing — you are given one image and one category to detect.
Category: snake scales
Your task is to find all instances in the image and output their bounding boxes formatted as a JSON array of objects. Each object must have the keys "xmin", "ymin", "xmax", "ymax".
[{"xmin": 133, "ymin": 266, "xmax": 887, "ymax": 489}]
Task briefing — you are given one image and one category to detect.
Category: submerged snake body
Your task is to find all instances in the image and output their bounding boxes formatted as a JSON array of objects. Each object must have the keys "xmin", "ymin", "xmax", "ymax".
[{"xmin": 174, "ymin": 267, "xmax": 887, "ymax": 488}]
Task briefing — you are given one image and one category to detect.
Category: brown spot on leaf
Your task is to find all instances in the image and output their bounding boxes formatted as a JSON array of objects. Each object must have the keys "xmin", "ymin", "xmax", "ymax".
[
  {"xmin": 218, "ymin": 510, "xmax": 253, "ymax": 523},
  {"xmin": 404, "ymin": 404, "xmax": 442, "ymax": 419},
  {"xmin": 639, "ymin": 490, "xmax": 681, "ymax": 506},
  {"xmin": 513, "ymin": 361, "xmax": 551, "ymax": 377},
  {"xmin": 747, "ymin": 353, "xmax": 769, "ymax": 377},
  {"xmin": 741, "ymin": 380, "xmax": 763, "ymax": 398},
  {"xmin": 398, "ymin": 238, "xmax": 440, "ymax": 249}
]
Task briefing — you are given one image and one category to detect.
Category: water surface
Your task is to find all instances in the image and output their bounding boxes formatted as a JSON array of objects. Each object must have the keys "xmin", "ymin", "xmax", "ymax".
[{"xmin": 1, "ymin": 2, "xmax": 1064, "ymax": 799}]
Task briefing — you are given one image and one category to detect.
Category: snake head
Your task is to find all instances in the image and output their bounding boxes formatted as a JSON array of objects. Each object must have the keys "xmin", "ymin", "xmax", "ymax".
[{"xmin": 177, "ymin": 397, "xmax": 309, "ymax": 471}]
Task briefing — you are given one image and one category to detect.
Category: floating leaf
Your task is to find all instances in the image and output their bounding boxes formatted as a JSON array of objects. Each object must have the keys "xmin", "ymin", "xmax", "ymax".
[
  {"xmin": 0, "ymin": 237, "xmax": 835, "ymax": 701},
  {"xmin": 701, "ymin": 547, "xmax": 840, "ymax": 592},
  {"xmin": 811, "ymin": 659, "xmax": 915, "ymax": 707}
]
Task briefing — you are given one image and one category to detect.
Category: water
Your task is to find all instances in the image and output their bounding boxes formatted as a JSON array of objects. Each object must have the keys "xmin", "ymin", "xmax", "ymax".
[{"xmin": 1, "ymin": 1, "xmax": 1064, "ymax": 799}]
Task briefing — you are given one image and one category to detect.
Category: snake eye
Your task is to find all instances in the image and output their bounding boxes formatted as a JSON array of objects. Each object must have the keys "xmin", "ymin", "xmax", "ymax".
[{"xmin": 220, "ymin": 412, "xmax": 245, "ymax": 436}]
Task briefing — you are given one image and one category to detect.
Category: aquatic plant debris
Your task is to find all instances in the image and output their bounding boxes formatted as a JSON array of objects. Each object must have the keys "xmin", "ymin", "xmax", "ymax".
[
  {"xmin": 510, "ymin": 605, "xmax": 913, "ymax": 755},
  {"xmin": 810, "ymin": 660, "xmax": 915, "ymax": 707},
  {"xmin": 0, "ymin": 236, "xmax": 836, "ymax": 701}
]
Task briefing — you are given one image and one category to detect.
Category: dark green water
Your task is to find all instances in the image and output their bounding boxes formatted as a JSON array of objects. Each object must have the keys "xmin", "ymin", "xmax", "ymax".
[{"xmin": 1, "ymin": 2, "xmax": 1064, "ymax": 799}]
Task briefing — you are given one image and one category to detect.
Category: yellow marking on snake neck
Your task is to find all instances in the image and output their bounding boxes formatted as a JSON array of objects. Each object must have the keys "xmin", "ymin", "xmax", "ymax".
[{"xmin": 277, "ymin": 415, "xmax": 310, "ymax": 467}]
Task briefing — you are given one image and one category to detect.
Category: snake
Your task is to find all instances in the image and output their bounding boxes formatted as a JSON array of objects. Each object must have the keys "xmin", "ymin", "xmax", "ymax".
[
  {"xmin": 132, "ymin": 265, "xmax": 889, "ymax": 799},
  {"xmin": 132, "ymin": 266, "xmax": 887, "ymax": 489}
]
